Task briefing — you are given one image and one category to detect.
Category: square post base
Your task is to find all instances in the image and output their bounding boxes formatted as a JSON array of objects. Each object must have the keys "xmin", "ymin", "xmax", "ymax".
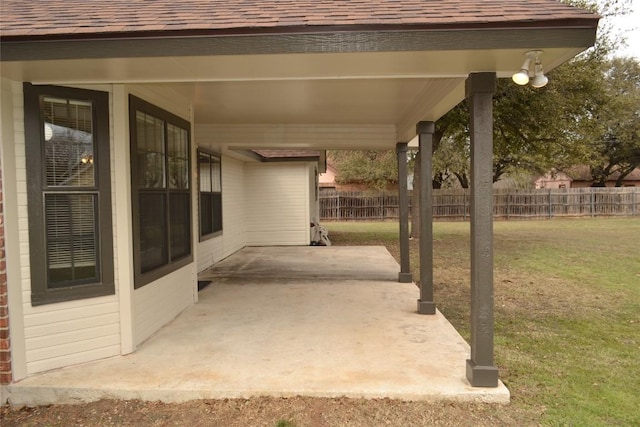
[
  {"xmin": 417, "ymin": 299, "xmax": 436, "ymax": 315},
  {"xmin": 398, "ymin": 272, "xmax": 413, "ymax": 283},
  {"xmin": 466, "ymin": 359, "xmax": 499, "ymax": 387}
]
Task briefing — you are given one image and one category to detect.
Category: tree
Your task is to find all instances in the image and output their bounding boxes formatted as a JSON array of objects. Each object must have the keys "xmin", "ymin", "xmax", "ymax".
[
  {"xmin": 327, "ymin": 150, "xmax": 397, "ymax": 190},
  {"xmin": 581, "ymin": 57, "xmax": 640, "ymax": 186}
]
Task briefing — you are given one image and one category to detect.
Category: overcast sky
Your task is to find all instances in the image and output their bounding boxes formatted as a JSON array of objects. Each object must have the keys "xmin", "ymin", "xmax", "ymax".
[{"xmin": 601, "ymin": 1, "xmax": 640, "ymax": 59}]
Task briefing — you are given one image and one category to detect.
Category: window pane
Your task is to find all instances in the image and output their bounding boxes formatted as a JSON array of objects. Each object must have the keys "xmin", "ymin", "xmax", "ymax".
[
  {"xmin": 139, "ymin": 193, "xmax": 167, "ymax": 273},
  {"xmin": 212, "ymin": 193, "xmax": 223, "ymax": 233},
  {"xmin": 168, "ymin": 124, "xmax": 189, "ymax": 189},
  {"xmin": 136, "ymin": 111, "xmax": 165, "ymax": 189},
  {"xmin": 170, "ymin": 193, "xmax": 191, "ymax": 259},
  {"xmin": 212, "ymin": 156, "xmax": 221, "ymax": 192},
  {"xmin": 200, "ymin": 193, "xmax": 213, "ymax": 236},
  {"xmin": 43, "ymin": 97, "xmax": 94, "ymax": 187},
  {"xmin": 198, "ymin": 152, "xmax": 212, "ymax": 192},
  {"xmin": 45, "ymin": 193, "xmax": 98, "ymax": 287}
]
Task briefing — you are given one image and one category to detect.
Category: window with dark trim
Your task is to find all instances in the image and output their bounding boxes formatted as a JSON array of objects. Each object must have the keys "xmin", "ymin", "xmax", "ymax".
[
  {"xmin": 198, "ymin": 150, "xmax": 222, "ymax": 240},
  {"xmin": 24, "ymin": 83, "xmax": 114, "ymax": 306},
  {"xmin": 129, "ymin": 95, "xmax": 192, "ymax": 288}
]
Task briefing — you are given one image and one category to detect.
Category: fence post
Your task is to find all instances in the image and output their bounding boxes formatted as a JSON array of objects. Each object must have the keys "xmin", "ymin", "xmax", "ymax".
[
  {"xmin": 337, "ymin": 193, "xmax": 341, "ymax": 221},
  {"xmin": 590, "ymin": 191, "xmax": 595, "ymax": 218},
  {"xmin": 633, "ymin": 188, "xmax": 638, "ymax": 216},
  {"xmin": 548, "ymin": 189, "xmax": 552, "ymax": 219}
]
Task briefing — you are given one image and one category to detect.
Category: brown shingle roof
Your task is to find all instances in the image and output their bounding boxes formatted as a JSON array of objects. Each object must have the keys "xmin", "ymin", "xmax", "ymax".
[{"xmin": 0, "ymin": 0, "xmax": 598, "ymax": 40}]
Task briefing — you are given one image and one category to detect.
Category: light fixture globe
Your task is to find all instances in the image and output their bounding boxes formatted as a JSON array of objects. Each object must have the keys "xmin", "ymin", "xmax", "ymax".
[
  {"xmin": 512, "ymin": 69, "xmax": 530, "ymax": 85},
  {"xmin": 512, "ymin": 50, "xmax": 546, "ymax": 87},
  {"xmin": 530, "ymin": 73, "xmax": 548, "ymax": 88},
  {"xmin": 530, "ymin": 60, "xmax": 548, "ymax": 88}
]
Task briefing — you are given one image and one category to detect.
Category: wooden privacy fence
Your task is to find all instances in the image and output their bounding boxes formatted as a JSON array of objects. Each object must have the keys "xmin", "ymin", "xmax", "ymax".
[{"xmin": 319, "ymin": 188, "xmax": 640, "ymax": 221}]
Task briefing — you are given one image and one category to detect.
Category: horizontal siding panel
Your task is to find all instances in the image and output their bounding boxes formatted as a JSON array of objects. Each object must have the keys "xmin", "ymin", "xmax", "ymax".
[
  {"xmin": 27, "ymin": 333, "xmax": 120, "ymax": 363},
  {"xmin": 27, "ymin": 345, "xmax": 121, "ymax": 374},
  {"xmin": 247, "ymin": 231, "xmax": 308, "ymax": 246},
  {"xmin": 133, "ymin": 265, "xmax": 194, "ymax": 347},
  {"xmin": 25, "ymin": 312, "xmax": 119, "ymax": 338},
  {"xmin": 245, "ymin": 162, "xmax": 309, "ymax": 246},
  {"xmin": 26, "ymin": 324, "xmax": 120, "ymax": 352},
  {"xmin": 23, "ymin": 300, "xmax": 119, "ymax": 327}
]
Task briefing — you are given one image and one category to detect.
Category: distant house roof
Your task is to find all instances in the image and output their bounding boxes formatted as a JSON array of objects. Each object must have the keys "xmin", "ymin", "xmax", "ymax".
[{"xmin": 0, "ymin": 0, "xmax": 598, "ymax": 40}]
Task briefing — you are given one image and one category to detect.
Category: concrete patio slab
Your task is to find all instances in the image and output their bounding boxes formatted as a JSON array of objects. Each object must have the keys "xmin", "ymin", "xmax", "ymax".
[{"xmin": 5, "ymin": 246, "xmax": 509, "ymax": 405}]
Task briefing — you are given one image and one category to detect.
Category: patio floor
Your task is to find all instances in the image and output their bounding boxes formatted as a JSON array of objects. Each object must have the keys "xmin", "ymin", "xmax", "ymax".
[{"xmin": 6, "ymin": 246, "xmax": 509, "ymax": 405}]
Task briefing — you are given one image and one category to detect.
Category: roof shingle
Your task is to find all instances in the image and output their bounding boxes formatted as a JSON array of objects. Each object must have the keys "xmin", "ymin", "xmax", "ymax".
[{"xmin": 0, "ymin": 0, "xmax": 598, "ymax": 40}]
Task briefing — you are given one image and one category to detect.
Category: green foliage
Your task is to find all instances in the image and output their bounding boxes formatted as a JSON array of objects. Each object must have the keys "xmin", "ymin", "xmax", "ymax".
[
  {"xmin": 425, "ymin": 0, "xmax": 638, "ymax": 187},
  {"xmin": 432, "ymin": 135, "xmax": 469, "ymax": 188},
  {"xmin": 581, "ymin": 57, "xmax": 640, "ymax": 185},
  {"xmin": 328, "ymin": 150, "xmax": 397, "ymax": 189}
]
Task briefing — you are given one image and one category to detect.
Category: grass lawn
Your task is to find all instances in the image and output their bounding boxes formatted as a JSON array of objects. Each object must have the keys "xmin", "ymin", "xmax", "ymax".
[{"xmin": 327, "ymin": 218, "xmax": 640, "ymax": 426}]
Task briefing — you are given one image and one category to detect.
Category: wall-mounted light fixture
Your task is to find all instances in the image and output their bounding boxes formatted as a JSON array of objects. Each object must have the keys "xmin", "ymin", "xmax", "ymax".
[{"xmin": 512, "ymin": 50, "xmax": 548, "ymax": 88}]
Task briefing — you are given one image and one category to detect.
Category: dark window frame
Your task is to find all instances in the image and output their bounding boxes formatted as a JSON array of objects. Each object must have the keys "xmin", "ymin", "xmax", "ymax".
[
  {"xmin": 198, "ymin": 149, "xmax": 223, "ymax": 241},
  {"xmin": 129, "ymin": 95, "xmax": 193, "ymax": 288},
  {"xmin": 24, "ymin": 83, "xmax": 114, "ymax": 306}
]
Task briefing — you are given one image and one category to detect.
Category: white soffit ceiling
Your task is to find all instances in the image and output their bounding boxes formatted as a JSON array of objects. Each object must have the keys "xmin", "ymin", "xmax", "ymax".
[{"xmin": 1, "ymin": 47, "xmax": 586, "ymax": 145}]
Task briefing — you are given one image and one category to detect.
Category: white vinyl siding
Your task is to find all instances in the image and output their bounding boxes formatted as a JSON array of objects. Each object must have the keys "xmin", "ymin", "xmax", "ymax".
[
  {"xmin": 126, "ymin": 84, "xmax": 196, "ymax": 347},
  {"xmin": 132, "ymin": 265, "xmax": 194, "ymax": 347},
  {"xmin": 4, "ymin": 82, "xmax": 122, "ymax": 376},
  {"xmin": 197, "ymin": 156, "xmax": 246, "ymax": 272},
  {"xmin": 23, "ymin": 298, "xmax": 120, "ymax": 373},
  {"xmin": 5, "ymin": 82, "xmax": 197, "ymax": 376},
  {"xmin": 245, "ymin": 162, "xmax": 310, "ymax": 246}
]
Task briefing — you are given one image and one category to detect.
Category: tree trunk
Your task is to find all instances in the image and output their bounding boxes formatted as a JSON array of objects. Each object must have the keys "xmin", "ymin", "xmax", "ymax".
[
  {"xmin": 615, "ymin": 166, "xmax": 635, "ymax": 187},
  {"xmin": 432, "ymin": 173, "xmax": 444, "ymax": 189},
  {"xmin": 454, "ymin": 172, "xmax": 470, "ymax": 189}
]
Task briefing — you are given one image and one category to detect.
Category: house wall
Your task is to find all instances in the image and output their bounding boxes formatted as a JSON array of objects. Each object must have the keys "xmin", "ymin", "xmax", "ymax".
[
  {"xmin": 0, "ymin": 80, "xmax": 200, "ymax": 377},
  {"xmin": 1, "ymin": 81, "xmax": 121, "ymax": 377},
  {"xmin": 245, "ymin": 162, "xmax": 311, "ymax": 246},
  {"xmin": 319, "ymin": 165, "xmax": 336, "ymax": 188},
  {"xmin": 535, "ymin": 172, "xmax": 572, "ymax": 189},
  {"xmin": 196, "ymin": 155, "xmax": 247, "ymax": 272},
  {"xmin": 125, "ymin": 85, "xmax": 197, "ymax": 348}
]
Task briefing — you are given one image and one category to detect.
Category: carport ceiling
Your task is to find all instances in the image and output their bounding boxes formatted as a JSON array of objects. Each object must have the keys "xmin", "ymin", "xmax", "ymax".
[
  {"xmin": 185, "ymin": 46, "xmax": 584, "ymax": 140},
  {"xmin": 0, "ymin": 46, "xmax": 589, "ymax": 143}
]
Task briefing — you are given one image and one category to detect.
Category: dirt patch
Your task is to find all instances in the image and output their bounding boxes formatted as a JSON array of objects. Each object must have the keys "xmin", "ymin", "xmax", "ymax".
[{"xmin": 1, "ymin": 397, "xmax": 538, "ymax": 426}]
